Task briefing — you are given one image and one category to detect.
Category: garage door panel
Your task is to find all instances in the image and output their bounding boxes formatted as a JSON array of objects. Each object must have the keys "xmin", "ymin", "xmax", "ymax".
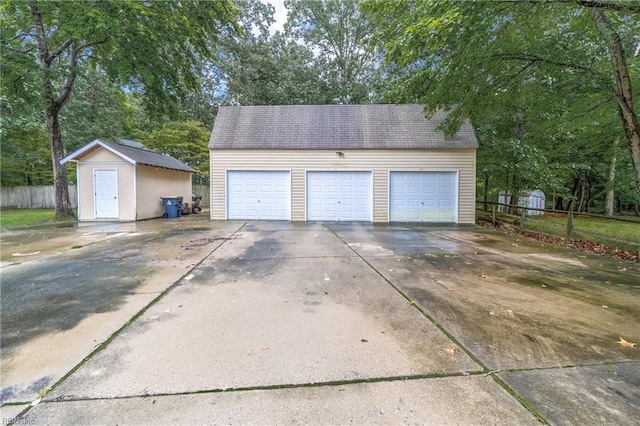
[
  {"xmin": 390, "ymin": 171, "xmax": 457, "ymax": 223},
  {"xmin": 227, "ymin": 171, "xmax": 290, "ymax": 220},
  {"xmin": 307, "ymin": 171, "xmax": 371, "ymax": 221}
]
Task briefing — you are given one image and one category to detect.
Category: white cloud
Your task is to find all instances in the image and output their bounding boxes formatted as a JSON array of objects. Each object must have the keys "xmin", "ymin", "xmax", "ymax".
[{"xmin": 266, "ymin": 0, "xmax": 287, "ymax": 34}]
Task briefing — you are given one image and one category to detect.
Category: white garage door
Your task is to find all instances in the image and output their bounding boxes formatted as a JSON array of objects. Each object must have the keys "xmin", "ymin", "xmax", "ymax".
[
  {"xmin": 227, "ymin": 171, "xmax": 290, "ymax": 220},
  {"xmin": 307, "ymin": 171, "xmax": 371, "ymax": 221},
  {"xmin": 390, "ymin": 171, "xmax": 458, "ymax": 222}
]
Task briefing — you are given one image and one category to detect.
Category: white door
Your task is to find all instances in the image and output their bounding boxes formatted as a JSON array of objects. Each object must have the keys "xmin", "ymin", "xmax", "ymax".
[
  {"xmin": 94, "ymin": 169, "xmax": 118, "ymax": 218},
  {"xmin": 227, "ymin": 171, "xmax": 290, "ymax": 220},
  {"xmin": 307, "ymin": 171, "xmax": 371, "ymax": 221},
  {"xmin": 389, "ymin": 171, "xmax": 458, "ymax": 222}
]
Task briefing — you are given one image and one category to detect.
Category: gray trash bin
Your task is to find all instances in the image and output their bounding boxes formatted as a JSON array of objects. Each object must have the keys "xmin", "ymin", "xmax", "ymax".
[
  {"xmin": 176, "ymin": 196, "xmax": 184, "ymax": 217},
  {"xmin": 161, "ymin": 197, "xmax": 181, "ymax": 218}
]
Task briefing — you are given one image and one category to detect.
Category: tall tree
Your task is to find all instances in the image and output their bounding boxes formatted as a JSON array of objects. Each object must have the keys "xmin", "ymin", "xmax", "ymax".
[
  {"xmin": 222, "ymin": 32, "xmax": 332, "ymax": 105},
  {"xmin": 216, "ymin": 0, "xmax": 332, "ymax": 105},
  {"xmin": 1, "ymin": 1, "xmax": 237, "ymax": 217},
  {"xmin": 285, "ymin": 0, "xmax": 377, "ymax": 103}
]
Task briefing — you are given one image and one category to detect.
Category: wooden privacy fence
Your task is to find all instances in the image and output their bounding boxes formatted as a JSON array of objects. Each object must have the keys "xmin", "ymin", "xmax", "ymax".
[
  {"xmin": 0, "ymin": 185, "xmax": 78, "ymax": 209},
  {"xmin": 192, "ymin": 184, "xmax": 210, "ymax": 208},
  {"xmin": 1, "ymin": 185, "xmax": 211, "ymax": 209}
]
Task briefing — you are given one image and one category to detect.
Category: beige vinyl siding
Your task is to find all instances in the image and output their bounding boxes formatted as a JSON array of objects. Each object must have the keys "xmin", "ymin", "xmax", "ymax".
[
  {"xmin": 135, "ymin": 164, "xmax": 192, "ymax": 220},
  {"xmin": 210, "ymin": 149, "xmax": 476, "ymax": 223},
  {"xmin": 76, "ymin": 148, "xmax": 135, "ymax": 221}
]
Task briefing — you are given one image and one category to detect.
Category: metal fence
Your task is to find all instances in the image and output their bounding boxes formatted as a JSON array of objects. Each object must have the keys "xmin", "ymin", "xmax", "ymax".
[{"xmin": 1, "ymin": 185, "xmax": 210, "ymax": 209}]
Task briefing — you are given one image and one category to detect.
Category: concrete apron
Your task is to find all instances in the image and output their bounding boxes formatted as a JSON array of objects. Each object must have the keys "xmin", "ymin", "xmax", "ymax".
[
  {"xmin": 1, "ymin": 217, "xmax": 243, "ymax": 404},
  {"xmin": 6, "ymin": 221, "xmax": 640, "ymax": 424}
]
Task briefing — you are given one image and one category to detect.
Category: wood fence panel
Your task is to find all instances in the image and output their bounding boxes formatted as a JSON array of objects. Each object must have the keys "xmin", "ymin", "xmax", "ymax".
[
  {"xmin": 192, "ymin": 184, "xmax": 210, "ymax": 208},
  {"xmin": 1, "ymin": 185, "xmax": 210, "ymax": 209},
  {"xmin": 0, "ymin": 186, "xmax": 78, "ymax": 209}
]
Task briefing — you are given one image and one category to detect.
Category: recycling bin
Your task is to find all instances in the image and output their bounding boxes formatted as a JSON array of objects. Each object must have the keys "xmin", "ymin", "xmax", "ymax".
[{"xmin": 161, "ymin": 197, "xmax": 181, "ymax": 218}]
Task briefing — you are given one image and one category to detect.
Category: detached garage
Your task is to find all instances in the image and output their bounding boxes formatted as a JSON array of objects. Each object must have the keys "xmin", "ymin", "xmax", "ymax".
[
  {"xmin": 209, "ymin": 104, "xmax": 478, "ymax": 223},
  {"xmin": 61, "ymin": 139, "xmax": 194, "ymax": 221}
]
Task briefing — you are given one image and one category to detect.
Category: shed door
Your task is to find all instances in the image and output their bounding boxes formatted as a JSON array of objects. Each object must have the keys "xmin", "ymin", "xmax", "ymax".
[
  {"xmin": 94, "ymin": 169, "xmax": 119, "ymax": 218},
  {"xmin": 307, "ymin": 171, "xmax": 372, "ymax": 221},
  {"xmin": 389, "ymin": 171, "xmax": 458, "ymax": 222},
  {"xmin": 227, "ymin": 171, "xmax": 290, "ymax": 220}
]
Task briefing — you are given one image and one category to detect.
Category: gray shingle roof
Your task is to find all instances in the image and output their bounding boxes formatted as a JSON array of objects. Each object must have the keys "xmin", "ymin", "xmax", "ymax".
[
  {"xmin": 100, "ymin": 141, "xmax": 195, "ymax": 172},
  {"xmin": 209, "ymin": 104, "xmax": 478, "ymax": 150}
]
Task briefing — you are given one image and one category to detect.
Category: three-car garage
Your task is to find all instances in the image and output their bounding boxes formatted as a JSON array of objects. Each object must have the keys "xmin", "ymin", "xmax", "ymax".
[
  {"xmin": 223, "ymin": 169, "xmax": 461, "ymax": 223},
  {"xmin": 210, "ymin": 104, "xmax": 478, "ymax": 224}
]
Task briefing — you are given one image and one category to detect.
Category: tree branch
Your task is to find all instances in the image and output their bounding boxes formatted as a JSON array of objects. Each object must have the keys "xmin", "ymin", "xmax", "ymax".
[
  {"xmin": 73, "ymin": 39, "xmax": 107, "ymax": 55},
  {"xmin": 572, "ymin": 0, "xmax": 640, "ymax": 14},
  {"xmin": 30, "ymin": 2, "xmax": 51, "ymax": 68},
  {"xmin": 489, "ymin": 52, "xmax": 618, "ymax": 95},
  {"xmin": 54, "ymin": 41, "xmax": 78, "ymax": 109},
  {"xmin": 48, "ymin": 38, "xmax": 73, "ymax": 64},
  {"xmin": 529, "ymin": 0, "xmax": 640, "ymax": 13},
  {"xmin": 490, "ymin": 53, "xmax": 606, "ymax": 78}
]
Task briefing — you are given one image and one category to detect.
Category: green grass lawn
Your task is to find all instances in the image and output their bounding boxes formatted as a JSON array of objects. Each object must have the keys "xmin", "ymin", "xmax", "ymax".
[
  {"xmin": 525, "ymin": 215, "xmax": 640, "ymax": 245},
  {"xmin": 0, "ymin": 208, "xmax": 59, "ymax": 229}
]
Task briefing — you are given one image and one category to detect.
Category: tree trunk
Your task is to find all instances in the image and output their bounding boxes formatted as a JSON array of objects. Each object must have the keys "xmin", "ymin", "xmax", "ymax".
[
  {"xmin": 483, "ymin": 173, "xmax": 489, "ymax": 211},
  {"xmin": 46, "ymin": 105, "xmax": 74, "ymax": 217},
  {"xmin": 578, "ymin": 175, "xmax": 586, "ymax": 213},
  {"xmin": 605, "ymin": 137, "xmax": 619, "ymax": 216},
  {"xmin": 591, "ymin": 8, "xmax": 640, "ymax": 195},
  {"xmin": 31, "ymin": 1, "xmax": 76, "ymax": 218}
]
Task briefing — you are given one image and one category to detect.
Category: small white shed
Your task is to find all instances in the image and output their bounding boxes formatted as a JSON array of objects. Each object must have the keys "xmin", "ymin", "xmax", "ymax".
[
  {"xmin": 61, "ymin": 139, "xmax": 194, "ymax": 221},
  {"xmin": 499, "ymin": 189, "xmax": 545, "ymax": 215}
]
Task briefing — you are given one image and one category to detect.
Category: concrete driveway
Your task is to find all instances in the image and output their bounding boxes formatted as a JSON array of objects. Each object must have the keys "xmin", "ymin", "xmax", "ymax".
[{"xmin": 1, "ymin": 218, "xmax": 639, "ymax": 425}]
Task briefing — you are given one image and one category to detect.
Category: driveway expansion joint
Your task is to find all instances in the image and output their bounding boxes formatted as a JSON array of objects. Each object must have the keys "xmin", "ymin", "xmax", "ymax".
[{"xmin": 40, "ymin": 370, "xmax": 491, "ymax": 404}]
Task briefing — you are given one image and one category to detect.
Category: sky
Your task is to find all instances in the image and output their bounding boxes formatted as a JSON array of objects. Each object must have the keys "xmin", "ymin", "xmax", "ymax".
[{"xmin": 267, "ymin": 0, "xmax": 287, "ymax": 34}]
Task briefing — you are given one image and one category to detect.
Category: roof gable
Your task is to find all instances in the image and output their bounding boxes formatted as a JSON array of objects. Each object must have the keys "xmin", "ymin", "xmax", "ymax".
[
  {"xmin": 61, "ymin": 139, "xmax": 195, "ymax": 173},
  {"xmin": 209, "ymin": 104, "xmax": 478, "ymax": 150}
]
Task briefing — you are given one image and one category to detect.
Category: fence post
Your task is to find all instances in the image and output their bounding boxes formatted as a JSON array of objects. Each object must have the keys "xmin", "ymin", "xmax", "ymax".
[
  {"xmin": 520, "ymin": 207, "xmax": 526, "ymax": 231},
  {"xmin": 492, "ymin": 204, "xmax": 496, "ymax": 226},
  {"xmin": 566, "ymin": 209, "xmax": 574, "ymax": 237}
]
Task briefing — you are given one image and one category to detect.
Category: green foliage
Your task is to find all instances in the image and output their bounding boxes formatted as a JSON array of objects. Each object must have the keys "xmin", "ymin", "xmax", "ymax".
[
  {"xmin": 0, "ymin": 0, "xmax": 238, "ymax": 211},
  {"xmin": 364, "ymin": 0, "xmax": 639, "ymax": 208},
  {"xmin": 139, "ymin": 121, "xmax": 210, "ymax": 182},
  {"xmin": 222, "ymin": 32, "xmax": 332, "ymax": 105},
  {"xmin": 285, "ymin": 0, "xmax": 377, "ymax": 103},
  {"xmin": 60, "ymin": 67, "xmax": 137, "ymax": 153},
  {"xmin": 0, "ymin": 126, "xmax": 52, "ymax": 186}
]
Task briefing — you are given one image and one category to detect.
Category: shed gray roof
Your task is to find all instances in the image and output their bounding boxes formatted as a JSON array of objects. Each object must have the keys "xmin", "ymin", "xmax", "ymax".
[
  {"xmin": 209, "ymin": 104, "xmax": 478, "ymax": 150},
  {"xmin": 61, "ymin": 139, "xmax": 195, "ymax": 173}
]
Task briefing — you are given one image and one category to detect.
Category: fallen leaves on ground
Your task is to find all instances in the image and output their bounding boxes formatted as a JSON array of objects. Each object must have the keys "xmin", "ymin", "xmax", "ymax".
[
  {"xmin": 478, "ymin": 220, "xmax": 638, "ymax": 262},
  {"xmin": 616, "ymin": 337, "xmax": 636, "ymax": 348}
]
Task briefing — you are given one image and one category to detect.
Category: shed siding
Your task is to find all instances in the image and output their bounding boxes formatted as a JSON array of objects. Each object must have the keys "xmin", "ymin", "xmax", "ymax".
[
  {"xmin": 76, "ymin": 160, "xmax": 135, "ymax": 221},
  {"xmin": 210, "ymin": 149, "xmax": 476, "ymax": 223},
  {"xmin": 135, "ymin": 164, "xmax": 192, "ymax": 220}
]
